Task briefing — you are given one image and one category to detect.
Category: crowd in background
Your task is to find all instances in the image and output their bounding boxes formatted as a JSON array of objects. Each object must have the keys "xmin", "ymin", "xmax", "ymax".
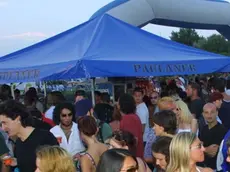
[{"xmin": 1, "ymin": 76, "xmax": 230, "ymax": 172}]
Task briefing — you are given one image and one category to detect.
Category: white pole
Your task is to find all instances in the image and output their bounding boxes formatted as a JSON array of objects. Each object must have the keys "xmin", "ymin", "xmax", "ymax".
[
  {"xmin": 43, "ymin": 82, "xmax": 47, "ymax": 97},
  {"xmin": 91, "ymin": 78, "xmax": 96, "ymax": 106},
  {"xmin": 11, "ymin": 84, "xmax": 15, "ymax": 100}
]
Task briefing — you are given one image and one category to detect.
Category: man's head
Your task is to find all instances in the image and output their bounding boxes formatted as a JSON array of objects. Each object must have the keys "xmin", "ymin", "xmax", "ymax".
[
  {"xmin": 118, "ymin": 93, "xmax": 136, "ymax": 115},
  {"xmin": 94, "ymin": 91, "xmax": 102, "ymax": 104},
  {"xmin": 14, "ymin": 89, "xmax": 20, "ymax": 98},
  {"xmin": 157, "ymin": 97, "xmax": 179, "ymax": 117},
  {"xmin": 133, "ymin": 87, "xmax": 144, "ymax": 105},
  {"xmin": 186, "ymin": 82, "xmax": 200, "ymax": 98},
  {"xmin": 0, "ymin": 84, "xmax": 11, "ymax": 101},
  {"xmin": 53, "ymin": 102, "xmax": 76, "ymax": 126},
  {"xmin": 75, "ymin": 90, "xmax": 86, "ymax": 103},
  {"xmin": 48, "ymin": 91, "xmax": 65, "ymax": 107},
  {"xmin": 0, "ymin": 100, "xmax": 33, "ymax": 137},
  {"xmin": 209, "ymin": 92, "xmax": 224, "ymax": 109},
  {"xmin": 101, "ymin": 92, "xmax": 111, "ymax": 104},
  {"xmin": 202, "ymin": 103, "xmax": 218, "ymax": 124},
  {"xmin": 212, "ymin": 78, "xmax": 226, "ymax": 93}
]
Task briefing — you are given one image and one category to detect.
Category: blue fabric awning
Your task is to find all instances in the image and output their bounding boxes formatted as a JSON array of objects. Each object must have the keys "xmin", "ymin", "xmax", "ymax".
[{"xmin": 0, "ymin": 14, "xmax": 229, "ymax": 83}]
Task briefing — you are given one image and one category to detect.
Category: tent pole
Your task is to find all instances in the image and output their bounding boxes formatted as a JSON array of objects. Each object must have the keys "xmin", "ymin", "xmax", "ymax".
[
  {"xmin": 91, "ymin": 78, "xmax": 96, "ymax": 106},
  {"xmin": 11, "ymin": 84, "xmax": 15, "ymax": 100},
  {"xmin": 43, "ymin": 82, "xmax": 47, "ymax": 97}
]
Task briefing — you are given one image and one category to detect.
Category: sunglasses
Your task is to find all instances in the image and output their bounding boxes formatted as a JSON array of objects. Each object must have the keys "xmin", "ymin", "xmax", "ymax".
[
  {"xmin": 61, "ymin": 113, "xmax": 73, "ymax": 117},
  {"xmin": 151, "ymin": 96, "xmax": 158, "ymax": 100},
  {"xmin": 190, "ymin": 143, "xmax": 203, "ymax": 150},
  {"xmin": 121, "ymin": 166, "xmax": 138, "ymax": 172}
]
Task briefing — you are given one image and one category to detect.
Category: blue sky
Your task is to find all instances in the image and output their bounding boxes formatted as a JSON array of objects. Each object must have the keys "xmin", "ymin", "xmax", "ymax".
[{"xmin": 0, "ymin": 0, "xmax": 220, "ymax": 56}]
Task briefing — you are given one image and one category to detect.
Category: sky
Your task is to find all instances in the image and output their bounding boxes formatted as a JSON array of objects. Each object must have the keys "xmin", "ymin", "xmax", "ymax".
[{"xmin": 0, "ymin": 0, "xmax": 222, "ymax": 56}]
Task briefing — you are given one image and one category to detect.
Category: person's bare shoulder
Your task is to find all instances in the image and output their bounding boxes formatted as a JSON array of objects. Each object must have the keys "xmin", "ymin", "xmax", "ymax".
[{"xmin": 199, "ymin": 167, "xmax": 214, "ymax": 172}]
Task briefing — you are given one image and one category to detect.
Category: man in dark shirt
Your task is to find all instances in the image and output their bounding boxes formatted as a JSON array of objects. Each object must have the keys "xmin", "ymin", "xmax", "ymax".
[
  {"xmin": 0, "ymin": 100, "xmax": 58, "ymax": 172},
  {"xmin": 199, "ymin": 103, "xmax": 227, "ymax": 170},
  {"xmin": 186, "ymin": 82, "xmax": 205, "ymax": 131},
  {"xmin": 214, "ymin": 78, "xmax": 230, "ymax": 130},
  {"xmin": 186, "ymin": 82, "xmax": 204, "ymax": 119},
  {"xmin": 94, "ymin": 92, "xmax": 114, "ymax": 123},
  {"xmin": 0, "ymin": 132, "xmax": 10, "ymax": 172}
]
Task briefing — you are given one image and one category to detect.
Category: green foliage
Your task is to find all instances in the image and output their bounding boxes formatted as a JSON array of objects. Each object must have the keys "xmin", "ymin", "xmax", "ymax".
[
  {"xmin": 170, "ymin": 28, "xmax": 200, "ymax": 46},
  {"xmin": 170, "ymin": 28, "xmax": 230, "ymax": 56}
]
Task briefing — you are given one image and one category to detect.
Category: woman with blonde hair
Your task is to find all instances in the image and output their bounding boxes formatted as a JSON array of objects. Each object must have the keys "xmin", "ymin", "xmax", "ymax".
[
  {"xmin": 35, "ymin": 146, "xmax": 76, "ymax": 172},
  {"xmin": 175, "ymin": 100, "xmax": 198, "ymax": 134},
  {"xmin": 166, "ymin": 132, "xmax": 213, "ymax": 172}
]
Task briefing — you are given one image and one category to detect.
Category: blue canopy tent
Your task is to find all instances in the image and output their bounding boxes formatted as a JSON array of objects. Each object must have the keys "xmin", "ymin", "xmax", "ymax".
[{"xmin": 0, "ymin": 14, "xmax": 230, "ymax": 83}]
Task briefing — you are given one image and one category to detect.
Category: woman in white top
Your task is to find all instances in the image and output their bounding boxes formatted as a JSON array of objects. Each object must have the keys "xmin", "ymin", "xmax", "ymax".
[
  {"xmin": 166, "ymin": 132, "xmax": 213, "ymax": 172},
  {"xmin": 175, "ymin": 100, "xmax": 198, "ymax": 135}
]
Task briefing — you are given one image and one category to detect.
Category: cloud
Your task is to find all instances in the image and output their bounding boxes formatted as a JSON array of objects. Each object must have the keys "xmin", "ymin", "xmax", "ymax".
[{"xmin": 0, "ymin": 32, "xmax": 51, "ymax": 40}]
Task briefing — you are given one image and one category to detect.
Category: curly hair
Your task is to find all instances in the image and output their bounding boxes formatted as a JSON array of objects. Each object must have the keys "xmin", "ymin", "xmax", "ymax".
[
  {"xmin": 0, "ymin": 100, "xmax": 33, "ymax": 128},
  {"xmin": 52, "ymin": 102, "xmax": 76, "ymax": 125}
]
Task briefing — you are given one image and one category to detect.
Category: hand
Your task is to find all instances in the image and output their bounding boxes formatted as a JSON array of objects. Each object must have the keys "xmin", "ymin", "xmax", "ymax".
[
  {"xmin": 205, "ymin": 144, "xmax": 219, "ymax": 157},
  {"xmin": 3, "ymin": 157, "xmax": 17, "ymax": 167},
  {"xmin": 10, "ymin": 158, "xmax": 17, "ymax": 167},
  {"xmin": 73, "ymin": 153, "xmax": 82, "ymax": 161}
]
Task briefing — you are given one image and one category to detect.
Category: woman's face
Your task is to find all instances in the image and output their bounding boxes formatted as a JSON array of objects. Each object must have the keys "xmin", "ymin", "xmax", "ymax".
[
  {"xmin": 150, "ymin": 92, "xmax": 159, "ymax": 105},
  {"xmin": 153, "ymin": 123, "xmax": 164, "ymax": 136},
  {"xmin": 120, "ymin": 156, "xmax": 138, "ymax": 172},
  {"xmin": 175, "ymin": 106, "xmax": 181, "ymax": 121},
  {"xmin": 190, "ymin": 138, "xmax": 205, "ymax": 163},
  {"xmin": 35, "ymin": 158, "xmax": 42, "ymax": 172},
  {"xmin": 152, "ymin": 152, "xmax": 167, "ymax": 170}
]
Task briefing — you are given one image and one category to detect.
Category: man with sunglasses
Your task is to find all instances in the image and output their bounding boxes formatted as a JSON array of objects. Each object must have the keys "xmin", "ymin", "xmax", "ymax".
[{"xmin": 50, "ymin": 102, "xmax": 85, "ymax": 157}]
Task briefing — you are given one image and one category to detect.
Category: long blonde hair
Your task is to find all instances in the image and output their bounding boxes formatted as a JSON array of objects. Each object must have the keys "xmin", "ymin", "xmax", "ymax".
[
  {"xmin": 36, "ymin": 146, "xmax": 76, "ymax": 172},
  {"xmin": 175, "ymin": 100, "xmax": 193, "ymax": 124},
  {"xmin": 166, "ymin": 132, "xmax": 197, "ymax": 172}
]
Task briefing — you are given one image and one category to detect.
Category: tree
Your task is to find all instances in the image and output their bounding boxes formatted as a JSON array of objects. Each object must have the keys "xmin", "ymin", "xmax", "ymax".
[
  {"xmin": 171, "ymin": 29, "xmax": 230, "ymax": 56},
  {"xmin": 200, "ymin": 34, "xmax": 230, "ymax": 55},
  {"xmin": 170, "ymin": 28, "xmax": 200, "ymax": 46}
]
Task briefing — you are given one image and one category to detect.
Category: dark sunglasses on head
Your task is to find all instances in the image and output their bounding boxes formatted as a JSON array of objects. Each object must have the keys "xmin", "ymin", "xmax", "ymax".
[
  {"xmin": 61, "ymin": 113, "xmax": 73, "ymax": 117},
  {"xmin": 121, "ymin": 166, "xmax": 138, "ymax": 172}
]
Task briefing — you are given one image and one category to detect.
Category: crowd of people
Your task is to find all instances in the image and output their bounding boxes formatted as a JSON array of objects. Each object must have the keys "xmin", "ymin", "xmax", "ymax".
[{"xmin": 1, "ymin": 76, "xmax": 230, "ymax": 172}]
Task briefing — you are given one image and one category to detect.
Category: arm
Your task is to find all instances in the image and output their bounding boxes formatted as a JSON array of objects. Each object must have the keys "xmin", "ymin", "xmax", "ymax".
[
  {"xmin": 44, "ymin": 131, "xmax": 59, "ymax": 146},
  {"xmin": 80, "ymin": 155, "xmax": 93, "ymax": 172},
  {"xmin": 1, "ymin": 155, "xmax": 10, "ymax": 172},
  {"xmin": 191, "ymin": 118, "xmax": 198, "ymax": 134},
  {"xmin": 0, "ymin": 134, "xmax": 10, "ymax": 172},
  {"xmin": 142, "ymin": 124, "xmax": 146, "ymax": 134},
  {"xmin": 137, "ymin": 108, "xmax": 148, "ymax": 134}
]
